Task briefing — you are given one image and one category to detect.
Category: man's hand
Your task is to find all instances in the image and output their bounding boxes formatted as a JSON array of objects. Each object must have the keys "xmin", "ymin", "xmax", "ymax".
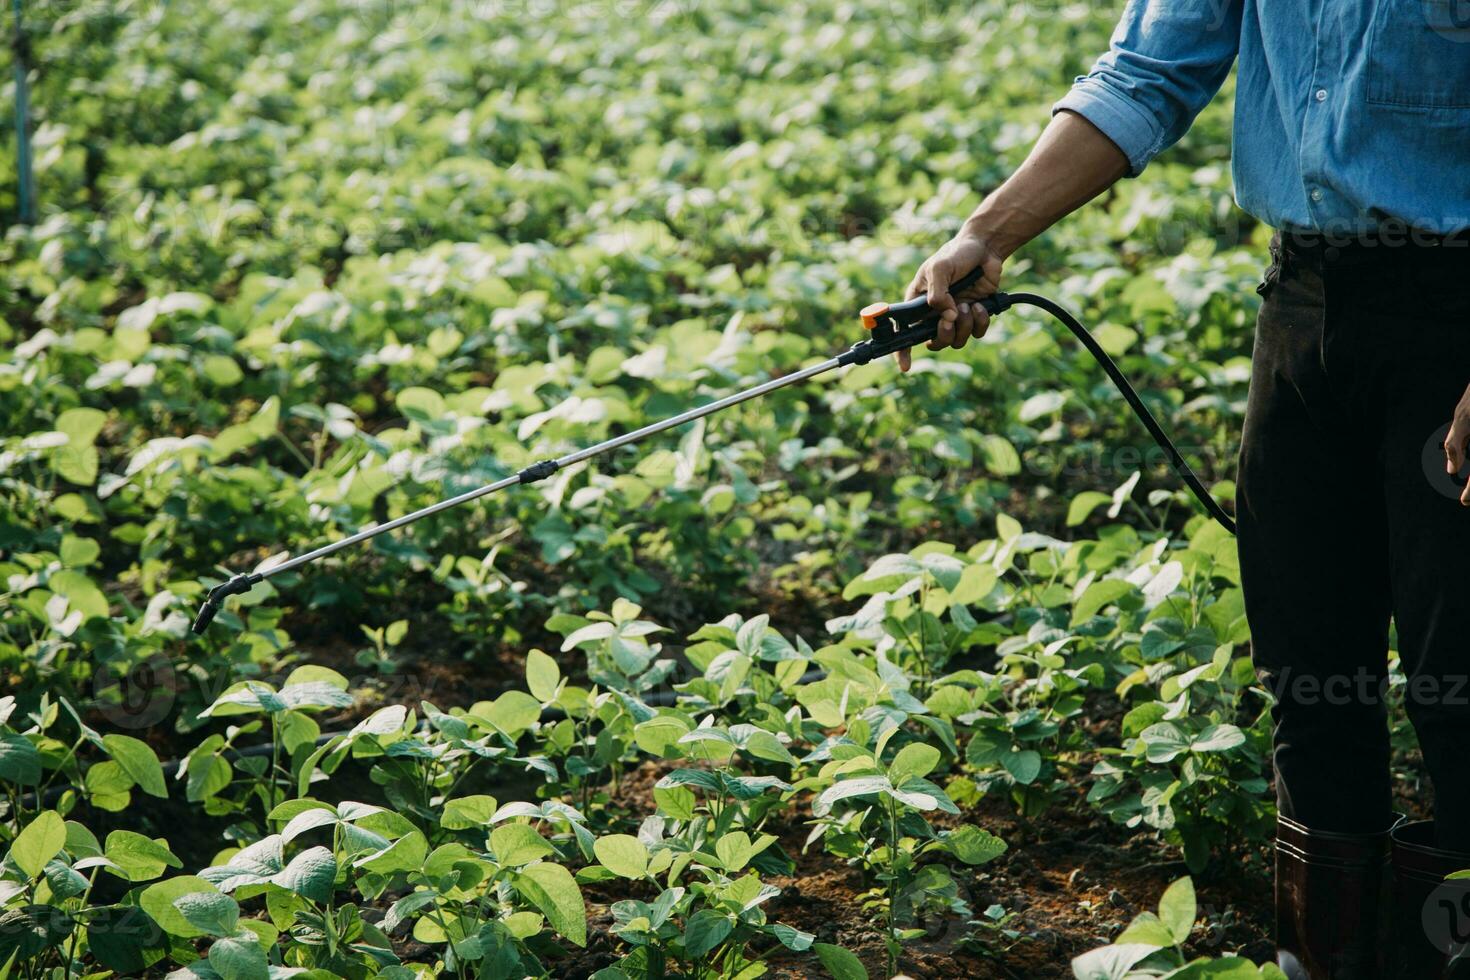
[
  {"xmin": 890, "ymin": 110, "xmax": 1129, "ymax": 372},
  {"xmin": 1446, "ymin": 383, "xmax": 1470, "ymax": 505},
  {"xmin": 896, "ymin": 232, "xmax": 1005, "ymax": 372}
]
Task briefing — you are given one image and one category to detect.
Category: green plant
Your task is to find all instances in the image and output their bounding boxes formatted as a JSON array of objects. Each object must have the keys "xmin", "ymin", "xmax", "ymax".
[
  {"xmin": 0, "ymin": 0, "xmax": 1299, "ymax": 973},
  {"xmin": 0, "ymin": 695, "xmax": 169, "ymax": 839},
  {"xmin": 354, "ymin": 620, "xmax": 409, "ymax": 674},
  {"xmin": 549, "ymin": 600, "xmax": 676, "ymax": 696},
  {"xmin": 590, "ymin": 828, "xmax": 812, "ymax": 979},
  {"xmin": 190, "ymin": 667, "xmax": 355, "ymax": 831},
  {"xmin": 808, "ymin": 734, "xmax": 1008, "ymax": 976},
  {"xmin": 1071, "ymin": 878, "xmax": 1288, "ymax": 980}
]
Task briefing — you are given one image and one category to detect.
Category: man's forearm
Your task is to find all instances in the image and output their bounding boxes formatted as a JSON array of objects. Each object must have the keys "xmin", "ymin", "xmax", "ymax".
[
  {"xmin": 897, "ymin": 109, "xmax": 1132, "ymax": 369},
  {"xmin": 965, "ymin": 109, "xmax": 1130, "ymax": 259}
]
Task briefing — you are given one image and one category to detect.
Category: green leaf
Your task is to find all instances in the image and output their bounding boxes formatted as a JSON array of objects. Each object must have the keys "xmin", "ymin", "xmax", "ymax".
[
  {"xmin": 272, "ymin": 846, "xmax": 337, "ymax": 903},
  {"xmin": 682, "ymin": 908, "xmax": 733, "ymax": 958},
  {"xmin": 0, "ymin": 905, "xmax": 73, "ymax": 963},
  {"xmin": 104, "ymin": 830, "xmax": 182, "ymax": 882},
  {"xmin": 1070, "ymin": 942, "xmax": 1160, "ymax": 980},
  {"xmin": 1114, "ymin": 911, "xmax": 1175, "ymax": 947},
  {"xmin": 515, "ymin": 862, "xmax": 587, "ymax": 947},
  {"xmin": 355, "ymin": 830, "xmax": 428, "ymax": 875},
  {"xmin": 44, "ymin": 860, "xmax": 88, "ymax": 900},
  {"xmin": 103, "ymin": 734, "xmax": 168, "ymax": 798},
  {"xmin": 945, "ymin": 824, "xmax": 1008, "ymax": 866},
  {"xmin": 84, "ymin": 760, "xmax": 135, "ymax": 801},
  {"xmin": 1158, "ymin": 877, "xmax": 1197, "ymax": 944},
  {"xmin": 653, "ymin": 785, "xmax": 697, "ymax": 820},
  {"xmin": 1140, "ymin": 723, "xmax": 1190, "ymax": 764},
  {"xmin": 396, "ymin": 386, "xmax": 446, "ymax": 422},
  {"xmin": 887, "ymin": 776, "xmax": 960, "ymax": 814},
  {"xmin": 11, "ymin": 811, "xmax": 66, "ymax": 878},
  {"xmin": 593, "ymin": 834, "xmax": 649, "ymax": 879},
  {"xmin": 490, "ymin": 824, "xmax": 556, "ymax": 867},
  {"xmin": 1067, "ymin": 491, "xmax": 1113, "ymax": 527},
  {"xmin": 53, "ymin": 443, "xmax": 98, "ymax": 485},
  {"xmin": 477, "ymin": 691, "xmax": 542, "ymax": 736},
  {"xmin": 1121, "ymin": 702, "xmax": 1168, "ymax": 739},
  {"xmin": 275, "ymin": 681, "xmax": 355, "ymax": 711},
  {"xmin": 526, "ymin": 649, "xmax": 561, "ymax": 702},
  {"xmin": 635, "ymin": 716, "xmax": 693, "ymax": 757},
  {"xmin": 743, "ymin": 729, "xmax": 796, "ymax": 766},
  {"xmin": 140, "ymin": 876, "xmax": 220, "ymax": 938},
  {"xmin": 813, "ymin": 942, "xmax": 869, "ymax": 980},
  {"xmin": 59, "ymin": 534, "xmax": 101, "ymax": 567},
  {"xmin": 56, "ymin": 407, "xmax": 107, "ymax": 445},
  {"xmin": 201, "ymin": 354, "xmax": 244, "ymax": 386},
  {"xmin": 86, "ymin": 906, "xmax": 166, "ymax": 973},
  {"xmin": 887, "ymin": 742, "xmax": 941, "ymax": 784},
  {"xmin": 767, "ymin": 922, "xmax": 815, "ymax": 951},
  {"xmin": 0, "ymin": 733, "xmax": 41, "ymax": 785},
  {"xmin": 441, "ymin": 794, "xmax": 498, "ymax": 831},
  {"xmin": 713, "ymin": 831, "xmax": 752, "ymax": 872},
  {"xmin": 208, "ymin": 932, "xmax": 270, "ymax": 980},
  {"xmin": 48, "ymin": 570, "xmax": 109, "ymax": 619},
  {"xmin": 1169, "ymin": 959, "xmax": 1283, "ymax": 978},
  {"xmin": 979, "ymin": 434, "xmax": 1021, "ymax": 476},
  {"xmin": 918, "ymin": 551, "xmax": 965, "ymax": 590},
  {"xmin": 279, "ymin": 807, "xmax": 339, "ymax": 843},
  {"xmin": 812, "ymin": 775, "xmax": 891, "ymax": 816},
  {"xmin": 1002, "ymin": 749, "xmax": 1042, "ymax": 785},
  {"xmin": 861, "ymin": 553, "xmax": 923, "ymax": 582},
  {"xmin": 202, "ymin": 682, "xmax": 285, "ymax": 717},
  {"xmin": 1072, "ymin": 579, "xmax": 1135, "ymax": 625},
  {"xmin": 173, "ymin": 891, "xmax": 240, "ymax": 937},
  {"xmin": 949, "ymin": 563, "xmax": 999, "ymax": 605},
  {"xmin": 1191, "ymin": 724, "xmax": 1246, "ymax": 754}
]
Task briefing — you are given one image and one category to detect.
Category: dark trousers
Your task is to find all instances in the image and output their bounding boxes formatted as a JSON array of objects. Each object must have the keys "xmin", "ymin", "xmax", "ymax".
[{"xmin": 1238, "ymin": 231, "xmax": 1470, "ymax": 849}]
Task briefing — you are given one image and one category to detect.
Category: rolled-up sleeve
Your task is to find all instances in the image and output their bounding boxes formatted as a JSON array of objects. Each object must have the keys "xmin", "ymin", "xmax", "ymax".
[{"xmin": 1054, "ymin": 0, "xmax": 1244, "ymax": 176}]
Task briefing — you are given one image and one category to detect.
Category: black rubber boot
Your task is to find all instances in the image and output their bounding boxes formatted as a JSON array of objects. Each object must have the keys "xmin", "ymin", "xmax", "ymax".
[
  {"xmin": 1390, "ymin": 820, "xmax": 1470, "ymax": 979},
  {"xmin": 1275, "ymin": 815, "xmax": 1393, "ymax": 979}
]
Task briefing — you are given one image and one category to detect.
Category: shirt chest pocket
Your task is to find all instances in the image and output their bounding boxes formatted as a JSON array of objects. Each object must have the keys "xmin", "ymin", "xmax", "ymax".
[{"xmin": 1368, "ymin": 0, "xmax": 1470, "ymax": 108}]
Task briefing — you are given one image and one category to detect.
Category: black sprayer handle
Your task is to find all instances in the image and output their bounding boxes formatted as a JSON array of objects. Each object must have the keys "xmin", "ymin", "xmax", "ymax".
[
  {"xmin": 876, "ymin": 265, "xmax": 995, "ymax": 327},
  {"xmin": 839, "ymin": 265, "xmax": 1010, "ymax": 366}
]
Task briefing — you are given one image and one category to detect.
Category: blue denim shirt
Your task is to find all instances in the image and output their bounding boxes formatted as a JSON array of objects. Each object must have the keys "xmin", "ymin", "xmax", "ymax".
[{"xmin": 1054, "ymin": 0, "xmax": 1470, "ymax": 234}]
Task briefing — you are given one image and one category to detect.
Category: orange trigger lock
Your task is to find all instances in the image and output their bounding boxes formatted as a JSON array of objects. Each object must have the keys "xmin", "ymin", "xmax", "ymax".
[{"xmin": 859, "ymin": 302, "xmax": 890, "ymax": 330}]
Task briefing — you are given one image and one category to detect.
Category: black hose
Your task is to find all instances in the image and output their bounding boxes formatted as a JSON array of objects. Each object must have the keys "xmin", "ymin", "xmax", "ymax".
[{"xmin": 1004, "ymin": 292, "xmax": 1237, "ymax": 535}]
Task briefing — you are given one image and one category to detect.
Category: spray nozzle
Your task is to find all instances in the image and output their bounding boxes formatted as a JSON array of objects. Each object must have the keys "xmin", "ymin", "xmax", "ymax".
[{"xmin": 191, "ymin": 572, "xmax": 262, "ymax": 634}]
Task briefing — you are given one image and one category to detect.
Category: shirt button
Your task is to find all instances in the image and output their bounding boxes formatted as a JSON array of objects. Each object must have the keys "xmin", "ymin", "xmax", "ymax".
[
  {"xmin": 1310, "ymin": 187, "xmax": 1324, "ymax": 202},
  {"xmin": 1314, "ymin": 88, "xmax": 1327, "ymax": 102}
]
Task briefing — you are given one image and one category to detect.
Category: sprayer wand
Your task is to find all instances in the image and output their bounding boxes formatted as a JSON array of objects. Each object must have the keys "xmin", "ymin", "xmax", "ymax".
[{"xmin": 191, "ymin": 270, "xmax": 1234, "ymax": 632}]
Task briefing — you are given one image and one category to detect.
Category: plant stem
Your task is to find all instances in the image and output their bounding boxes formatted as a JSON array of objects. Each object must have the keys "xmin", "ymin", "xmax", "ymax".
[
  {"xmin": 268, "ymin": 711, "xmax": 284, "ymax": 817},
  {"xmin": 885, "ymin": 793, "xmax": 900, "ymax": 978},
  {"xmin": 61, "ymin": 869, "xmax": 99, "ymax": 976}
]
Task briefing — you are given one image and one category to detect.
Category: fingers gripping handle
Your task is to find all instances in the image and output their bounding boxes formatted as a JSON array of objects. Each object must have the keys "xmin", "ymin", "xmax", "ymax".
[
  {"xmin": 842, "ymin": 266, "xmax": 1010, "ymax": 366},
  {"xmin": 866, "ymin": 265, "xmax": 995, "ymax": 328},
  {"xmin": 866, "ymin": 289, "xmax": 1008, "ymax": 330}
]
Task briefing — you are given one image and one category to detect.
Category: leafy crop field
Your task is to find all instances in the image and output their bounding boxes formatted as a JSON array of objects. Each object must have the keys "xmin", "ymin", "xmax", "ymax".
[{"xmin": 0, "ymin": 0, "xmax": 1425, "ymax": 977}]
